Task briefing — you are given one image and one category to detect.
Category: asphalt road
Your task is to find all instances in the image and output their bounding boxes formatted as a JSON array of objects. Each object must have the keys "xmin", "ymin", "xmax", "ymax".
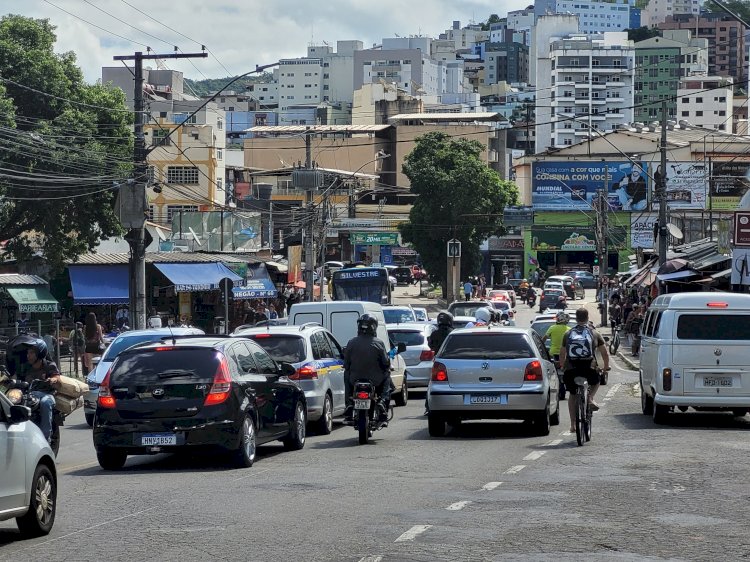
[{"xmin": 2, "ymin": 287, "xmax": 749, "ymax": 561}]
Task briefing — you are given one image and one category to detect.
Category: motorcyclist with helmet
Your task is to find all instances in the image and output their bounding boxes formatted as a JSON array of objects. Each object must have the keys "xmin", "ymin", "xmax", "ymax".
[
  {"xmin": 519, "ymin": 278, "xmax": 530, "ymax": 303},
  {"xmin": 343, "ymin": 314, "xmax": 392, "ymax": 423},
  {"xmin": 425, "ymin": 311, "xmax": 454, "ymax": 415},
  {"xmin": 466, "ymin": 307, "xmax": 492, "ymax": 328},
  {"xmin": 18, "ymin": 338, "xmax": 60, "ymax": 443},
  {"xmin": 543, "ymin": 311, "xmax": 571, "ymax": 365}
]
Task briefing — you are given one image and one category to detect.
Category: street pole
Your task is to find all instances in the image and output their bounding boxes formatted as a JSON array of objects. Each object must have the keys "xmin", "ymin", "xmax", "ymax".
[
  {"xmin": 304, "ymin": 130, "xmax": 315, "ymax": 301},
  {"xmin": 658, "ymin": 101, "xmax": 669, "ymax": 268},
  {"xmin": 596, "ymin": 188, "xmax": 608, "ymax": 327}
]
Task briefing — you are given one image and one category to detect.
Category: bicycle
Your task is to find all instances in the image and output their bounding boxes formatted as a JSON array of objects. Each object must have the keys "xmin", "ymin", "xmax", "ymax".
[
  {"xmin": 609, "ymin": 325, "xmax": 621, "ymax": 355},
  {"xmin": 574, "ymin": 376, "xmax": 593, "ymax": 446}
]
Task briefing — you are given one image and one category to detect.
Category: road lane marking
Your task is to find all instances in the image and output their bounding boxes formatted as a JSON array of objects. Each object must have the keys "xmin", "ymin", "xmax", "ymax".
[
  {"xmin": 523, "ymin": 451, "xmax": 546, "ymax": 461},
  {"xmin": 482, "ymin": 481, "xmax": 503, "ymax": 490},
  {"xmin": 59, "ymin": 461, "xmax": 100, "ymax": 474},
  {"xmin": 395, "ymin": 525, "xmax": 432, "ymax": 542},
  {"xmin": 358, "ymin": 557, "xmax": 383, "ymax": 562},
  {"xmin": 543, "ymin": 439, "xmax": 563, "ymax": 447},
  {"xmin": 504, "ymin": 465, "xmax": 526, "ymax": 474},
  {"xmin": 446, "ymin": 501, "xmax": 471, "ymax": 511},
  {"xmin": 605, "ymin": 383, "xmax": 622, "ymax": 399}
]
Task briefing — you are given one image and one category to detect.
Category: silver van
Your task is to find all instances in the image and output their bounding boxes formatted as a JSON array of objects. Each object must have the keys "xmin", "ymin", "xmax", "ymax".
[{"xmin": 639, "ymin": 292, "xmax": 750, "ymax": 423}]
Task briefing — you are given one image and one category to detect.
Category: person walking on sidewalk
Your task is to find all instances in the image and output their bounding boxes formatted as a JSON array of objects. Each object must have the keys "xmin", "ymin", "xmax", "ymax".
[{"xmin": 463, "ymin": 280, "xmax": 473, "ymax": 301}]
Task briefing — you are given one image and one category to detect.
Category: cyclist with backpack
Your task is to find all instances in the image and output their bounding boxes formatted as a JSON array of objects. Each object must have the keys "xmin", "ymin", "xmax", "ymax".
[{"xmin": 558, "ymin": 308, "xmax": 610, "ymax": 433}]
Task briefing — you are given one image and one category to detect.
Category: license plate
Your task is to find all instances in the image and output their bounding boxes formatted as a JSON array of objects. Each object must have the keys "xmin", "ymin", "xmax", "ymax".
[
  {"xmin": 140, "ymin": 433, "xmax": 177, "ymax": 446},
  {"xmin": 469, "ymin": 395, "xmax": 508, "ymax": 404},
  {"xmin": 703, "ymin": 376, "xmax": 733, "ymax": 387},
  {"xmin": 354, "ymin": 399, "xmax": 371, "ymax": 410}
]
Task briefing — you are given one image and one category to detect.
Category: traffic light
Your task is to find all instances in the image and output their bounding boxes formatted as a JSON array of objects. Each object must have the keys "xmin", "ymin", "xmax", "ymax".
[{"xmin": 593, "ymin": 256, "xmax": 599, "ymax": 265}]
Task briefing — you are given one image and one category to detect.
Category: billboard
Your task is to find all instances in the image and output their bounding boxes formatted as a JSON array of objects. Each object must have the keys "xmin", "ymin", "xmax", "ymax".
[
  {"xmin": 654, "ymin": 162, "xmax": 707, "ymax": 210},
  {"xmin": 532, "ymin": 162, "xmax": 649, "ymax": 211},
  {"xmin": 631, "ymin": 213, "xmax": 658, "ymax": 249},
  {"xmin": 711, "ymin": 161, "xmax": 750, "ymax": 211}
]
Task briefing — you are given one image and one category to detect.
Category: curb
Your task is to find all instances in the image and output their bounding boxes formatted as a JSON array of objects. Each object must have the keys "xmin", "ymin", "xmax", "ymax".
[{"xmin": 617, "ymin": 351, "xmax": 639, "ymax": 371}]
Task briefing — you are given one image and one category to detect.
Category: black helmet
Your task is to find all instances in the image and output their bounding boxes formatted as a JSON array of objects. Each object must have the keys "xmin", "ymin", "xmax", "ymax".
[
  {"xmin": 357, "ymin": 313, "xmax": 378, "ymax": 336},
  {"xmin": 24, "ymin": 337, "xmax": 48, "ymax": 361},
  {"xmin": 436, "ymin": 311, "xmax": 454, "ymax": 328}
]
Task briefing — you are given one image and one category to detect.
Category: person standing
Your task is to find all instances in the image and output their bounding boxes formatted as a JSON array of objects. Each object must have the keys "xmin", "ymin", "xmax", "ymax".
[
  {"xmin": 532, "ymin": 269, "xmax": 540, "ymax": 288},
  {"xmin": 463, "ymin": 280, "xmax": 473, "ymax": 301},
  {"xmin": 83, "ymin": 312, "xmax": 104, "ymax": 375}
]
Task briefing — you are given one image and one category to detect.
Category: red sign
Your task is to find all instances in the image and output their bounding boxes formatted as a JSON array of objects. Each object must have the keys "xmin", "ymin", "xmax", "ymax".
[{"xmin": 735, "ymin": 212, "xmax": 750, "ymax": 247}]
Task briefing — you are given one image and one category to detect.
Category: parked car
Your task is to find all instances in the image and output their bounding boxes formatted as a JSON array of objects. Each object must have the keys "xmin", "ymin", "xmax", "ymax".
[
  {"xmin": 427, "ymin": 327, "xmax": 560, "ymax": 436},
  {"xmin": 387, "ymin": 323, "xmax": 438, "ymax": 389},
  {"xmin": 92, "ymin": 336, "xmax": 307, "ymax": 470},
  {"xmin": 547, "ymin": 275, "xmax": 585, "ymax": 300},
  {"xmin": 539, "ymin": 288, "xmax": 566, "ymax": 313},
  {"xmin": 84, "ymin": 327, "xmax": 205, "ymax": 427},
  {"xmin": 412, "ymin": 307, "xmax": 429, "ymax": 322},
  {"xmin": 383, "ymin": 305, "xmax": 417, "ymax": 324},
  {"xmin": 569, "ymin": 270, "xmax": 597, "ymax": 289},
  {"xmin": 0, "ymin": 391, "xmax": 57, "ymax": 536},
  {"xmin": 234, "ymin": 324, "xmax": 346, "ymax": 434},
  {"xmin": 392, "ymin": 266, "xmax": 414, "ymax": 285}
]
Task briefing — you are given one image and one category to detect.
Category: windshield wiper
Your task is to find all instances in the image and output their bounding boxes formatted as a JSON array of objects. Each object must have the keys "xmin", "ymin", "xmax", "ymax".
[{"xmin": 158, "ymin": 369, "xmax": 197, "ymax": 379}]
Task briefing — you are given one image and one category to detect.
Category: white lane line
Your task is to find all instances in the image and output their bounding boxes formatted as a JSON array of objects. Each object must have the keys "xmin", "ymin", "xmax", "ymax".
[
  {"xmin": 561, "ymin": 431, "xmax": 572, "ymax": 436},
  {"xmin": 605, "ymin": 383, "xmax": 622, "ymax": 399},
  {"xmin": 543, "ymin": 439, "xmax": 563, "ymax": 447},
  {"xmin": 395, "ymin": 525, "xmax": 432, "ymax": 543},
  {"xmin": 482, "ymin": 481, "xmax": 503, "ymax": 490},
  {"xmin": 523, "ymin": 450, "xmax": 546, "ymax": 461},
  {"xmin": 504, "ymin": 465, "xmax": 526, "ymax": 474},
  {"xmin": 446, "ymin": 500, "xmax": 472, "ymax": 511},
  {"xmin": 358, "ymin": 557, "xmax": 383, "ymax": 562}
]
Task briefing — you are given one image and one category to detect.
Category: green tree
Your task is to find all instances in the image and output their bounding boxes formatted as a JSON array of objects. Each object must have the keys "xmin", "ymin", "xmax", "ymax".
[
  {"xmin": 481, "ymin": 14, "xmax": 503, "ymax": 31},
  {"xmin": 706, "ymin": 0, "xmax": 750, "ymax": 23},
  {"xmin": 399, "ymin": 132, "xmax": 519, "ymax": 297},
  {"xmin": 0, "ymin": 15, "xmax": 132, "ymax": 272}
]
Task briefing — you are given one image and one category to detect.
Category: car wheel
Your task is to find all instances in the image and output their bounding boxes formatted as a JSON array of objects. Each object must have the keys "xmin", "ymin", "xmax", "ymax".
[
  {"xmin": 96, "ymin": 447, "xmax": 127, "ymax": 471},
  {"xmin": 428, "ymin": 413, "xmax": 446, "ymax": 437},
  {"xmin": 283, "ymin": 401, "xmax": 306, "ymax": 451},
  {"xmin": 85, "ymin": 413, "xmax": 94, "ymax": 427},
  {"xmin": 315, "ymin": 394, "xmax": 333, "ymax": 435},
  {"xmin": 653, "ymin": 402, "xmax": 669, "ymax": 425},
  {"xmin": 394, "ymin": 381, "xmax": 408, "ymax": 407},
  {"xmin": 16, "ymin": 463, "xmax": 56, "ymax": 537},
  {"xmin": 550, "ymin": 395, "xmax": 561, "ymax": 426},
  {"xmin": 533, "ymin": 402, "xmax": 551, "ymax": 436},
  {"xmin": 640, "ymin": 383, "xmax": 654, "ymax": 415},
  {"xmin": 234, "ymin": 415, "xmax": 256, "ymax": 468}
]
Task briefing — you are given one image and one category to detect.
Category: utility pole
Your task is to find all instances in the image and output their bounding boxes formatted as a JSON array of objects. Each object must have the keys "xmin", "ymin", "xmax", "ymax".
[
  {"xmin": 595, "ymin": 188, "xmax": 608, "ymax": 327},
  {"xmin": 658, "ymin": 101, "xmax": 669, "ymax": 267},
  {"xmin": 303, "ymin": 129, "xmax": 316, "ymax": 301},
  {"xmin": 113, "ymin": 50, "xmax": 207, "ymax": 330}
]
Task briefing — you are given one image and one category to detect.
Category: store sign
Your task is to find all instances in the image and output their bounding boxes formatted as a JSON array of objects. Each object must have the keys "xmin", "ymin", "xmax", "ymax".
[
  {"xmin": 711, "ymin": 161, "xmax": 750, "ymax": 211},
  {"xmin": 631, "ymin": 213, "xmax": 658, "ymax": 249},
  {"xmin": 488, "ymin": 237, "xmax": 524, "ymax": 251},
  {"xmin": 654, "ymin": 162, "xmax": 707, "ymax": 210},
  {"xmin": 531, "ymin": 228, "xmax": 596, "ymax": 251},
  {"xmin": 351, "ymin": 232, "xmax": 399, "ymax": 245},
  {"xmin": 502, "ymin": 207, "xmax": 534, "ymax": 226},
  {"xmin": 734, "ymin": 212, "xmax": 750, "ymax": 247},
  {"xmin": 392, "ymin": 247, "xmax": 417, "ymax": 256},
  {"xmin": 18, "ymin": 303, "xmax": 58, "ymax": 313},
  {"xmin": 532, "ymin": 161, "xmax": 650, "ymax": 211}
]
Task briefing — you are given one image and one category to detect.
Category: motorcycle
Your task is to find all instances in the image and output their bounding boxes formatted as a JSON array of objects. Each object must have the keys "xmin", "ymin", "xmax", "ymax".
[
  {"xmin": 527, "ymin": 289, "xmax": 537, "ymax": 308},
  {"xmin": 352, "ymin": 380, "xmax": 392, "ymax": 445},
  {"xmin": 4, "ymin": 378, "xmax": 63, "ymax": 455}
]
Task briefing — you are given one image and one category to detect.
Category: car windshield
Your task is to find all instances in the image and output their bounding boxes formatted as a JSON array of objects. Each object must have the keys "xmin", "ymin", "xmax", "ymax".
[
  {"xmin": 676, "ymin": 314, "xmax": 750, "ymax": 340},
  {"xmin": 441, "ymin": 334, "xmax": 534, "ymax": 360},
  {"xmin": 449, "ymin": 304, "xmax": 485, "ymax": 317},
  {"xmin": 111, "ymin": 349, "xmax": 219, "ymax": 384},
  {"xmin": 531, "ymin": 321, "xmax": 555, "ymax": 337},
  {"xmin": 543, "ymin": 289, "xmax": 564, "ymax": 297},
  {"xmin": 104, "ymin": 334, "xmax": 175, "ymax": 361},
  {"xmin": 246, "ymin": 335, "xmax": 306, "ymax": 363},
  {"xmin": 490, "ymin": 301, "xmax": 511, "ymax": 311},
  {"xmin": 388, "ymin": 330, "xmax": 425, "ymax": 347},
  {"xmin": 384, "ymin": 308, "xmax": 416, "ymax": 323},
  {"xmin": 413, "ymin": 309, "xmax": 428, "ymax": 321}
]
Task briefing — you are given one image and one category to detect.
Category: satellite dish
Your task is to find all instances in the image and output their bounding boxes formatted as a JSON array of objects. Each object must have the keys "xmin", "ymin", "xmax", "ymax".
[
  {"xmin": 189, "ymin": 227, "xmax": 202, "ymax": 247},
  {"xmin": 667, "ymin": 223, "xmax": 684, "ymax": 240}
]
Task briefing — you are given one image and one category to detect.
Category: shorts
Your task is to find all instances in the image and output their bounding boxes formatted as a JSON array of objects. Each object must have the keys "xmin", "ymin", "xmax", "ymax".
[{"xmin": 563, "ymin": 367, "xmax": 600, "ymax": 394}]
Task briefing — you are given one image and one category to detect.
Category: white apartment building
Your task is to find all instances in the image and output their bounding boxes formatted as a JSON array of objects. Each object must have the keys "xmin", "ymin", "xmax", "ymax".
[
  {"xmin": 277, "ymin": 58, "xmax": 324, "ymax": 111},
  {"xmin": 246, "ymin": 79, "xmax": 279, "ymax": 109},
  {"xmin": 552, "ymin": 0, "xmax": 633, "ymax": 34},
  {"xmin": 507, "ymin": 8, "xmax": 535, "ymax": 46},
  {"xmin": 440, "ymin": 21, "xmax": 489, "ymax": 51},
  {"xmin": 677, "ymin": 76, "xmax": 733, "ymax": 130},
  {"xmin": 641, "ymin": 0, "xmax": 700, "ymax": 28},
  {"xmin": 546, "ymin": 33, "xmax": 635, "ymax": 150}
]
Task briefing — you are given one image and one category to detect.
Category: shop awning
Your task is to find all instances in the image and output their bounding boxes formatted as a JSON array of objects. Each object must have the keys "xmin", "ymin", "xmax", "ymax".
[
  {"xmin": 6, "ymin": 287, "xmax": 59, "ymax": 313},
  {"xmin": 657, "ymin": 269, "xmax": 699, "ymax": 281},
  {"xmin": 68, "ymin": 265, "xmax": 129, "ymax": 305},
  {"xmin": 232, "ymin": 263, "xmax": 277, "ymax": 299},
  {"xmin": 155, "ymin": 262, "xmax": 242, "ymax": 292}
]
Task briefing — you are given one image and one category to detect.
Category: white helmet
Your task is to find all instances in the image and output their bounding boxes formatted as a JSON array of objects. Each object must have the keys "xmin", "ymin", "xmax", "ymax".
[{"xmin": 475, "ymin": 307, "xmax": 492, "ymax": 324}]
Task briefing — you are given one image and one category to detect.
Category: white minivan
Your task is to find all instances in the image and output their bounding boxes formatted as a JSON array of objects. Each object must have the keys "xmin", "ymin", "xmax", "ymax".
[
  {"xmin": 639, "ymin": 292, "xmax": 750, "ymax": 423},
  {"xmin": 288, "ymin": 301, "xmax": 409, "ymax": 406}
]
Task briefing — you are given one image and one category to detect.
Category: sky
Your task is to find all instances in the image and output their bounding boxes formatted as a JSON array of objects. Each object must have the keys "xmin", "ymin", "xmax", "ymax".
[{"xmin": 9, "ymin": 0, "xmax": 532, "ymax": 83}]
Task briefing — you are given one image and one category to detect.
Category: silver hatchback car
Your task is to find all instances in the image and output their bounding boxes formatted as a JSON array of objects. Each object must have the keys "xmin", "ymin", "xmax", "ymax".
[
  {"xmin": 235, "ymin": 324, "xmax": 346, "ymax": 435},
  {"xmin": 387, "ymin": 323, "xmax": 438, "ymax": 389},
  {"xmin": 427, "ymin": 327, "xmax": 560, "ymax": 437}
]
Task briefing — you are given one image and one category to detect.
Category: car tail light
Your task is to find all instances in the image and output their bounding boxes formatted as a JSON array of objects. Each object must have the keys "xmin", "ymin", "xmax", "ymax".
[
  {"xmin": 289, "ymin": 364, "xmax": 318, "ymax": 380},
  {"xmin": 252, "ymin": 333, "xmax": 271, "ymax": 338},
  {"xmin": 663, "ymin": 368, "xmax": 672, "ymax": 391},
  {"xmin": 524, "ymin": 360, "xmax": 543, "ymax": 382},
  {"xmin": 432, "ymin": 361, "xmax": 448, "ymax": 382},
  {"xmin": 154, "ymin": 346, "xmax": 175, "ymax": 352},
  {"xmin": 707, "ymin": 302, "xmax": 728, "ymax": 308},
  {"xmin": 205, "ymin": 355, "xmax": 232, "ymax": 406},
  {"xmin": 97, "ymin": 368, "xmax": 116, "ymax": 409},
  {"xmin": 356, "ymin": 391, "xmax": 370, "ymax": 399},
  {"xmin": 420, "ymin": 350, "xmax": 435, "ymax": 362}
]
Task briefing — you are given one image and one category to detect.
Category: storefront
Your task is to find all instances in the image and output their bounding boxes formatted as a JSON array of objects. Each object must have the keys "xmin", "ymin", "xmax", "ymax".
[
  {"xmin": 487, "ymin": 235, "xmax": 525, "ymax": 284},
  {"xmin": 0, "ymin": 275, "xmax": 60, "ymax": 335}
]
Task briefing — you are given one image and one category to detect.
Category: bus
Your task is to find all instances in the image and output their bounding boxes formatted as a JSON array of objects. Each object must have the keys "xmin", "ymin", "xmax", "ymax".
[{"xmin": 331, "ymin": 267, "xmax": 391, "ymax": 305}]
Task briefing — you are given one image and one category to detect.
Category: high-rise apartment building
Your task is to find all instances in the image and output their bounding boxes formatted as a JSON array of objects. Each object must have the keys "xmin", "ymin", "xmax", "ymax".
[
  {"xmin": 641, "ymin": 0, "xmax": 700, "ymax": 28},
  {"xmin": 677, "ymin": 76, "xmax": 734, "ymax": 130},
  {"xmin": 534, "ymin": 0, "xmax": 635, "ymax": 35},
  {"xmin": 484, "ymin": 42, "xmax": 530, "ymax": 85}
]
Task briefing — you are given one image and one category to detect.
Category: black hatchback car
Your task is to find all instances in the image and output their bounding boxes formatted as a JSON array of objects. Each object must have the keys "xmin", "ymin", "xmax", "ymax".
[
  {"xmin": 93, "ymin": 337, "xmax": 306, "ymax": 470},
  {"xmin": 393, "ymin": 266, "xmax": 413, "ymax": 285}
]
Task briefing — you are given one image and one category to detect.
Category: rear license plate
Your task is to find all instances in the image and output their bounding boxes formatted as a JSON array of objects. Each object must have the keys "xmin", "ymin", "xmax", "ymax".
[
  {"xmin": 703, "ymin": 376, "xmax": 733, "ymax": 387},
  {"xmin": 140, "ymin": 433, "xmax": 177, "ymax": 446},
  {"xmin": 468, "ymin": 395, "xmax": 508, "ymax": 405},
  {"xmin": 354, "ymin": 399, "xmax": 371, "ymax": 410}
]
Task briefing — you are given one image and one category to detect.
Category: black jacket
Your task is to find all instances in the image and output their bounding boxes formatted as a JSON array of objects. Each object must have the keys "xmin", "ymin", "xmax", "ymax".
[
  {"xmin": 343, "ymin": 335, "xmax": 390, "ymax": 385},
  {"xmin": 428, "ymin": 326, "xmax": 452, "ymax": 353}
]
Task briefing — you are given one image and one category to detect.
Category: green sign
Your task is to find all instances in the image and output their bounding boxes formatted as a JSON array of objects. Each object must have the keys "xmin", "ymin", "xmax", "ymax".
[{"xmin": 351, "ymin": 232, "xmax": 399, "ymax": 245}]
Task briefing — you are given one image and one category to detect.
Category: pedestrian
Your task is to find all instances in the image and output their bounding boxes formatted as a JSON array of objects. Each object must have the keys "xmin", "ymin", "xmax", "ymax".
[
  {"xmin": 269, "ymin": 304, "xmax": 278, "ymax": 320},
  {"xmin": 43, "ymin": 327, "xmax": 57, "ymax": 363},
  {"xmin": 68, "ymin": 321, "xmax": 85, "ymax": 376},
  {"xmin": 515, "ymin": 268, "xmax": 522, "ymax": 280},
  {"xmin": 463, "ymin": 279, "xmax": 473, "ymax": 302},
  {"xmin": 83, "ymin": 312, "xmax": 104, "ymax": 375},
  {"xmin": 532, "ymin": 269, "xmax": 539, "ymax": 288}
]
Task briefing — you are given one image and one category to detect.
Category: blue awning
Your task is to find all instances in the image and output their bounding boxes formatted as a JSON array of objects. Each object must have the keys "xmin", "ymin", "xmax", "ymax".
[
  {"xmin": 232, "ymin": 263, "xmax": 277, "ymax": 299},
  {"xmin": 69, "ymin": 265, "xmax": 129, "ymax": 305},
  {"xmin": 155, "ymin": 262, "xmax": 242, "ymax": 292}
]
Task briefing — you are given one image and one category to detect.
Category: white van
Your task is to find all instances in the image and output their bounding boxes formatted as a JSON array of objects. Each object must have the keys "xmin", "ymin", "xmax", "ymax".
[
  {"xmin": 288, "ymin": 301, "xmax": 409, "ymax": 406},
  {"xmin": 639, "ymin": 292, "xmax": 750, "ymax": 423}
]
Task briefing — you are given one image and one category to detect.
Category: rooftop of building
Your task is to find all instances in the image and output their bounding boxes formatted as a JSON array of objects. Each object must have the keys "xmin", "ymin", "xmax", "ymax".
[
  {"xmin": 387, "ymin": 112, "xmax": 502, "ymax": 122},
  {"xmin": 246, "ymin": 125, "xmax": 390, "ymax": 134}
]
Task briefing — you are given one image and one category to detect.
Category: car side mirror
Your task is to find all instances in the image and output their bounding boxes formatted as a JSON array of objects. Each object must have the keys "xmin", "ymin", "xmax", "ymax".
[
  {"xmin": 397, "ymin": 342, "xmax": 407, "ymax": 354},
  {"xmin": 278, "ymin": 362, "xmax": 297, "ymax": 377},
  {"xmin": 9, "ymin": 404, "xmax": 31, "ymax": 424}
]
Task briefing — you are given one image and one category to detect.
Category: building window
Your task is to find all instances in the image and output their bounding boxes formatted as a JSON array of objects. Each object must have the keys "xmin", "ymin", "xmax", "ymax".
[
  {"xmin": 695, "ymin": 110, "xmax": 703, "ymax": 116},
  {"xmin": 216, "ymin": 178, "xmax": 223, "ymax": 192},
  {"xmin": 217, "ymin": 119, "xmax": 223, "ymax": 131},
  {"xmin": 151, "ymin": 128, "xmax": 170, "ymax": 147},
  {"xmin": 167, "ymin": 166, "xmax": 200, "ymax": 185},
  {"xmin": 695, "ymin": 97, "xmax": 703, "ymax": 103},
  {"xmin": 323, "ymin": 85, "xmax": 329, "ymax": 90},
  {"xmin": 217, "ymin": 149, "xmax": 223, "ymax": 160},
  {"xmin": 167, "ymin": 205, "xmax": 199, "ymax": 223}
]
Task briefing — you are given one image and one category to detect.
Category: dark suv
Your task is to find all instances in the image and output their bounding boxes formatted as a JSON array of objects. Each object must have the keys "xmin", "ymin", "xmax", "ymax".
[
  {"xmin": 93, "ymin": 337, "xmax": 306, "ymax": 470},
  {"xmin": 393, "ymin": 266, "xmax": 413, "ymax": 285}
]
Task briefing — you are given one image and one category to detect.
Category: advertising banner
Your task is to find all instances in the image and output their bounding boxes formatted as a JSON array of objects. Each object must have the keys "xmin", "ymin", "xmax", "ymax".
[
  {"xmin": 287, "ymin": 245, "xmax": 303, "ymax": 283},
  {"xmin": 351, "ymin": 232, "xmax": 399, "ymax": 245},
  {"xmin": 631, "ymin": 213, "xmax": 658, "ymax": 248},
  {"xmin": 532, "ymin": 161, "xmax": 649, "ymax": 211},
  {"xmin": 531, "ymin": 228, "xmax": 597, "ymax": 251},
  {"xmin": 654, "ymin": 162, "xmax": 707, "ymax": 210},
  {"xmin": 711, "ymin": 161, "xmax": 750, "ymax": 211}
]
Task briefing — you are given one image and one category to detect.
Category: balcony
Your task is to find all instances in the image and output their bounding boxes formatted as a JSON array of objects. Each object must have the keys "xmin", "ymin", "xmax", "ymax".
[
  {"xmin": 590, "ymin": 114, "xmax": 606, "ymax": 121},
  {"xmin": 591, "ymin": 98, "xmax": 606, "ymax": 104},
  {"xmin": 574, "ymin": 81, "xmax": 592, "ymax": 88},
  {"xmin": 575, "ymin": 98, "xmax": 591, "ymax": 104},
  {"xmin": 606, "ymin": 96, "xmax": 624, "ymax": 102}
]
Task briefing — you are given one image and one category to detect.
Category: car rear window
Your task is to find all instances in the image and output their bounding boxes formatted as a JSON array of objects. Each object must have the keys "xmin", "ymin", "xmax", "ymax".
[
  {"xmin": 413, "ymin": 309, "xmax": 428, "ymax": 321},
  {"xmin": 389, "ymin": 330, "xmax": 425, "ymax": 347},
  {"xmin": 440, "ymin": 334, "xmax": 534, "ymax": 359},
  {"xmin": 384, "ymin": 309, "xmax": 416, "ymax": 323},
  {"xmin": 491, "ymin": 301, "xmax": 510, "ymax": 310},
  {"xmin": 531, "ymin": 321, "xmax": 554, "ymax": 337},
  {"xmin": 246, "ymin": 335, "xmax": 306, "ymax": 363},
  {"xmin": 449, "ymin": 304, "xmax": 484, "ymax": 317},
  {"xmin": 104, "ymin": 334, "xmax": 169, "ymax": 360},
  {"xmin": 110, "ymin": 349, "xmax": 220, "ymax": 384},
  {"xmin": 676, "ymin": 314, "xmax": 750, "ymax": 340}
]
